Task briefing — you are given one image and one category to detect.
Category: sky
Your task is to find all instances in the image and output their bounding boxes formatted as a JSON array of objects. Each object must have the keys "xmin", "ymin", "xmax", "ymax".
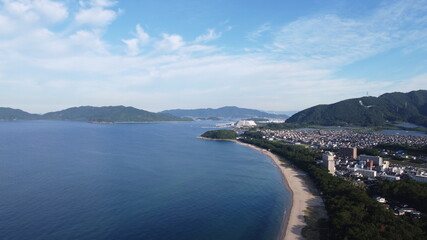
[{"xmin": 1, "ymin": 0, "xmax": 427, "ymax": 113}]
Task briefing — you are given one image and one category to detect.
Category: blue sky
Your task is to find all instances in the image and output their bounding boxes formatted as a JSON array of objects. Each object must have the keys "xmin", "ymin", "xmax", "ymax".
[{"xmin": 0, "ymin": 0, "xmax": 426, "ymax": 113}]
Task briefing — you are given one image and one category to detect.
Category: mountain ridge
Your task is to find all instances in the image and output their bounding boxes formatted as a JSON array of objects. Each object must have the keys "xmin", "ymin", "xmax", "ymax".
[
  {"xmin": 0, "ymin": 106, "xmax": 191, "ymax": 122},
  {"xmin": 286, "ymin": 90, "xmax": 427, "ymax": 127},
  {"xmin": 161, "ymin": 106, "xmax": 288, "ymax": 119}
]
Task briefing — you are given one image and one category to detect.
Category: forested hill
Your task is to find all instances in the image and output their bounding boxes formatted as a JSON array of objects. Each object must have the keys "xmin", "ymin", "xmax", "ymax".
[
  {"xmin": 43, "ymin": 106, "xmax": 192, "ymax": 122},
  {"xmin": 161, "ymin": 106, "xmax": 288, "ymax": 119},
  {"xmin": 286, "ymin": 90, "xmax": 427, "ymax": 127},
  {"xmin": 0, "ymin": 106, "xmax": 192, "ymax": 122},
  {"xmin": 0, "ymin": 107, "xmax": 40, "ymax": 120}
]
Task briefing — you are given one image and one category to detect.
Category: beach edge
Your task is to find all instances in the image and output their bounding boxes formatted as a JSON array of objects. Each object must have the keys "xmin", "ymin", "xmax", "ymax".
[{"xmin": 235, "ymin": 141, "xmax": 325, "ymax": 240}]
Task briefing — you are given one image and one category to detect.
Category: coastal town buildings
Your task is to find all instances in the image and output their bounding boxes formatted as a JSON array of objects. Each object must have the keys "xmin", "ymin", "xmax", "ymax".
[
  {"xmin": 322, "ymin": 151, "xmax": 336, "ymax": 174},
  {"xmin": 337, "ymin": 147, "xmax": 357, "ymax": 159},
  {"xmin": 354, "ymin": 168, "xmax": 377, "ymax": 178},
  {"xmin": 259, "ymin": 129, "xmax": 427, "ymax": 149},
  {"xmin": 359, "ymin": 155, "xmax": 384, "ymax": 167},
  {"xmin": 257, "ymin": 128, "xmax": 427, "ymax": 183}
]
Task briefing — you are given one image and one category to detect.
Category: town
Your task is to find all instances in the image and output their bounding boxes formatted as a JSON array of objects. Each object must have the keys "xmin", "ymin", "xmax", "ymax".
[
  {"xmin": 260, "ymin": 128, "xmax": 427, "ymax": 149},
  {"xmin": 247, "ymin": 127, "xmax": 427, "ymax": 218}
]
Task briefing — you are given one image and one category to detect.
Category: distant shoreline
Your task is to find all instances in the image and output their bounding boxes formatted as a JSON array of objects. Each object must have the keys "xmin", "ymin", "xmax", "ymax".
[
  {"xmin": 0, "ymin": 119, "xmax": 192, "ymax": 124},
  {"xmin": 196, "ymin": 136, "xmax": 235, "ymax": 141}
]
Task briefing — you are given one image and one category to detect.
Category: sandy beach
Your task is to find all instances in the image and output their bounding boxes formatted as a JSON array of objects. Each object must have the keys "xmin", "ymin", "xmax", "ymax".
[{"xmin": 236, "ymin": 141, "xmax": 325, "ymax": 240}]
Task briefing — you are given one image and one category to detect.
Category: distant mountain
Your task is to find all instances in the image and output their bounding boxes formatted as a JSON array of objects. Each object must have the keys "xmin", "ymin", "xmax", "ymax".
[
  {"xmin": 0, "ymin": 107, "xmax": 40, "ymax": 120},
  {"xmin": 267, "ymin": 110, "xmax": 299, "ymax": 117},
  {"xmin": 0, "ymin": 106, "xmax": 191, "ymax": 122},
  {"xmin": 43, "ymin": 106, "xmax": 191, "ymax": 122},
  {"xmin": 287, "ymin": 90, "xmax": 427, "ymax": 127},
  {"xmin": 161, "ymin": 106, "xmax": 288, "ymax": 119}
]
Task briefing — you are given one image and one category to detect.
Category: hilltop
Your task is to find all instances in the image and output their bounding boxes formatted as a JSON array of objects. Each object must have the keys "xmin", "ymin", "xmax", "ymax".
[
  {"xmin": 287, "ymin": 90, "xmax": 427, "ymax": 127},
  {"xmin": 0, "ymin": 107, "xmax": 41, "ymax": 120}
]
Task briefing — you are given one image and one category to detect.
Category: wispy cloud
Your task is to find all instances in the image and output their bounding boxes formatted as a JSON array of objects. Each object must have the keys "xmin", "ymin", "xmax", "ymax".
[
  {"xmin": 247, "ymin": 23, "xmax": 271, "ymax": 41},
  {"xmin": 194, "ymin": 29, "xmax": 221, "ymax": 43},
  {"xmin": 270, "ymin": 0, "xmax": 427, "ymax": 67}
]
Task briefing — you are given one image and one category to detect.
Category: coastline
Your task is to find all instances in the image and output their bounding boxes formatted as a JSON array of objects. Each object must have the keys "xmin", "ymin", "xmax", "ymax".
[{"xmin": 235, "ymin": 141, "xmax": 325, "ymax": 240}]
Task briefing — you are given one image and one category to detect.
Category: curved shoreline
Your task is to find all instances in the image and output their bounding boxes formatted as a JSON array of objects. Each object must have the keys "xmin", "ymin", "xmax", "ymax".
[{"xmin": 235, "ymin": 141, "xmax": 324, "ymax": 240}]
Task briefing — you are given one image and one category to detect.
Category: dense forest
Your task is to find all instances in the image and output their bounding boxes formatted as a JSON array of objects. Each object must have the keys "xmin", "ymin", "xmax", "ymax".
[
  {"xmin": 240, "ymin": 136, "xmax": 427, "ymax": 239},
  {"xmin": 369, "ymin": 179, "xmax": 427, "ymax": 214},
  {"xmin": 287, "ymin": 90, "xmax": 427, "ymax": 127},
  {"xmin": 201, "ymin": 130, "xmax": 237, "ymax": 140}
]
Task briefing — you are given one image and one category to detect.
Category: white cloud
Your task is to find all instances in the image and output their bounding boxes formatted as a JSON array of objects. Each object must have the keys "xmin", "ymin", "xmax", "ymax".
[
  {"xmin": 3, "ymin": 0, "xmax": 31, "ymax": 16},
  {"xmin": 68, "ymin": 30, "xmax": 108, "ymax": 54},
  {"xmin": 75, "ymin": 0, "xmax": 119, "ymax": 27},
  {"xmin": 122, "ymin": 24, "xmax": 150, "ymax": 56},
  {"xmin": 0, "ymin": 14, "xmax": 14, "ymax": 33},
  {"xmin": 194, "ymin": 29, "xmax": 221, "ymax": 43},
  {"xmin": 88, "ymin": 0, "xmax": 116, "ymax": 7},
  {"xmin": 156, "ymin": 34, "xmax": 185, "ymax": 52},
  {"xmin": 1, "ymin": 0, "xmax": 68, "ymax": 23},
  {"xmin": 122, "ymin": 38, "xmax": 139, "ymax": 56},
  {"xmin": 136, "ymin": 24, "xmax": 149, "ymax": 44},
  {"xmin": 33, "ymin": 0, "xmax": 68, "ymax": 23},
  {"xmin": 75, "ymin": 7, "xmax": 116, "ymax": 26}
]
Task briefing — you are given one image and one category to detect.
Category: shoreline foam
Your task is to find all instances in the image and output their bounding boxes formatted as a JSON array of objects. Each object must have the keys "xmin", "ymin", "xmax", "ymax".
[{"xmin": 235, "ymin": 141, "xmax": 325, "ymax": 240}]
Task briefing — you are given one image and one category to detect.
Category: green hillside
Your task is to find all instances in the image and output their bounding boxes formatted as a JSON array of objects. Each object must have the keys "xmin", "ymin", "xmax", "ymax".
[
  {"xmin": 287, "ymin": 90, "xmax": 427, "ymax": 127},
  {"xmin": 43, "ymin": 106, "xmax": 192, "ymax": 122},
  {"xmin": 0, "ymin": 107, "xmax": 40, "ymax": 120}
]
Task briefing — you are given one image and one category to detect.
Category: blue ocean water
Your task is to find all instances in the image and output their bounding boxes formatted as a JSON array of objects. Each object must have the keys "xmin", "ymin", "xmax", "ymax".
[{"xmin": 0, "ymin": 121, "xmax": 290, "ymax": 240}]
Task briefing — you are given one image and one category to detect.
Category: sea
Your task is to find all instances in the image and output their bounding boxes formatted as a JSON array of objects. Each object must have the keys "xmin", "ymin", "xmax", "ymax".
[{"xmin": 0, "ymin": 121, "xmax": 290, "ymax": 240}]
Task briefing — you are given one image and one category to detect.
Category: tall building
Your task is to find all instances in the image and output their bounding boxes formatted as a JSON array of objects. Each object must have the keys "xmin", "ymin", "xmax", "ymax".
[
  {"xmin": 322, "ymin": 151, "xmax": 335, "ymax": 175},
  {"xmin": 359, "ymin": 155, "xmax": 383, "ymax": 167},
  {"xmin": 337, "ymin": 147, "xmax": 357, "ymax": 159}
]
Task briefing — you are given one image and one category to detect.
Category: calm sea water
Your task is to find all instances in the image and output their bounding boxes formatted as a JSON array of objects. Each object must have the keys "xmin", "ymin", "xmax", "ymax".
[
  {"xmin": 393, "ymin": 122, "xmax": 424, "ymax": 129},
  {"xmin": 0, "ymin": 121, "xmax": 289, "ymax": 240},
  {"xmin": 378, "ymin": 129, "xmax": 427, "ymax": 136}
]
